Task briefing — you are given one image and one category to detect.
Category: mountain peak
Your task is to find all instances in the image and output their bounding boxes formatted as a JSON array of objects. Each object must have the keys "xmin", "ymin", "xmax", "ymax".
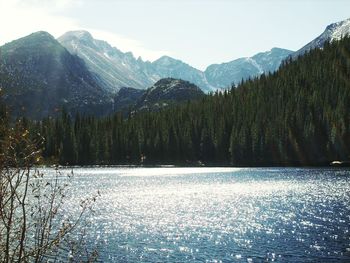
[
  {"xmin": 153, "ymin": 56, "xmax": 179, "ymax": 65},
  {"xmin": 136, "ymin": 78, "xmax": 204, "ymax": 110},
  {"xmin": 1, "ymin": 31, "xmax": 64, "ymax": 57},
  {"xmin": 252, "ymin": 47, "xmax": 293, "ymax": 61},
  {"xmin": 30, "ymin": 31, "xmax": 55, "ymax": 39},
  {"xmin": 326, "ymin": 17, "xmax": 350, "ymax": 41},
  {"xmin": 270, "ymin": 47, "xmax": 292, "ymax": 53},
  {"xmin": 152, "ymin": 77, "xmax": 180, "ymax": 87},
  {"xmin": 61, "ymin": 30, "xmax": 93, "ymax": 40},
  {"xmin": 148, "ymin": 78, "xmax": 204, "ymax": 96},
  {"xmin": 58, "ymin": 30, "xmax": 155, "ymax": 92},
  {"xmin": 293, "ymin": 17, "xmax": 350, "ymax": 59},
  {"xmin": 12, "ymin": 31, "xmax": 56, "ymax": 44}
]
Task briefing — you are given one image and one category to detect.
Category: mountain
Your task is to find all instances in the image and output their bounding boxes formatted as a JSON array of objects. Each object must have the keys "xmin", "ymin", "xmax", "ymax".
[
  {"xmin": 293, "ymin": 17, "xmax": 350, "ymax": 59},
  {"xmin": 0, "ymin": 31, "xmax": 113, "ymax": 118},
  {"xmin": 135, "ymin": 78, "xmax": 204, "ymax": 111},
  {"xmin": 58, "ymin": 31, "xmax": 157, "ymax": 93},
  {"xmin": 58, "ymin": 31, "xmax": 290, "ymax": 93},
  {"xmin": 204, "ymin": 48, "xmax": 293, "ymax": 88}
]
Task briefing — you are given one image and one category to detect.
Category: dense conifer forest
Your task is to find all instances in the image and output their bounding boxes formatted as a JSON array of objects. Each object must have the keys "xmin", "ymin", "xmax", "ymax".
[{"xmin": 2, "ymin": 37, "xmax": 350, "ymax": 166}]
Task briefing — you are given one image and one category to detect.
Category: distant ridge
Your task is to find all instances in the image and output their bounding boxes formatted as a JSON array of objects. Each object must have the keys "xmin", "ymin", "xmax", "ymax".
[{"xmin": 205, "ymin": 48, "xmax": 293, "ymax": 88}]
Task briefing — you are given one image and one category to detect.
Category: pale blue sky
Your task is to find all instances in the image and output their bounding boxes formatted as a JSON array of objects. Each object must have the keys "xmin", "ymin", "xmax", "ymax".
[{"xmin": 0, "ymin": 0, "xmax": 349, "ymax": 70}]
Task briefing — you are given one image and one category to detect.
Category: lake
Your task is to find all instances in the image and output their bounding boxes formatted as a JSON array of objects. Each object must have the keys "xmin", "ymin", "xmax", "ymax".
[{"xmin": 41, "ymin": 167, "xmax": 350, "ymax": 262}]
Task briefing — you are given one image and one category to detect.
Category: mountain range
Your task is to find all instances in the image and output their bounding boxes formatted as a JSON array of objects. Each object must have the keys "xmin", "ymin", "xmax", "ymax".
[
  {"xmin": 58, "ymin": 30, "xmax": 293, "ymax": 92},
  {"xmin": 1, "ymin": 17, "xmax": 349, "ymax": 118}
]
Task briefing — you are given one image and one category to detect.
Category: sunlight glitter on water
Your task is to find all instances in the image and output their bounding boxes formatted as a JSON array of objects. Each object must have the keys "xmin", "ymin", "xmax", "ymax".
[
  {"xmin": 40, "ymin": 167, "xmax": 350, "ymax": 262},
  {"xmin": 61, "ymin": 167, "xmax": 242, "ymax": 177}
]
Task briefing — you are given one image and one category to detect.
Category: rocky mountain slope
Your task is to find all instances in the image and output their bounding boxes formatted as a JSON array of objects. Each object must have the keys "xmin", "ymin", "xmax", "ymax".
[
  {"xmin": 58, "ymin": 31, "xmax": 157, "ymax": 93},
  {"xmin": 113, "ymin": 87, "xmax": 145, "ymax": 112},
  {"xmin": 135, "ymin": 78, "xmax": 204, "ymax": 111}
]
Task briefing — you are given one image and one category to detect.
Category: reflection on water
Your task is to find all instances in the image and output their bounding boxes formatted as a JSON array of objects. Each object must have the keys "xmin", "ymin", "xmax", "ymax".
[{"xmin": 41, "ymin": 167, "xmax": 350, "ymax": 262}]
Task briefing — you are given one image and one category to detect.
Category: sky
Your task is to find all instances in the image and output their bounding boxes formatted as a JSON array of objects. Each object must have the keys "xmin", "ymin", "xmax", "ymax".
[{"xmin": 0, "ymin": 0, "xmax": 349, "ymax": 70}]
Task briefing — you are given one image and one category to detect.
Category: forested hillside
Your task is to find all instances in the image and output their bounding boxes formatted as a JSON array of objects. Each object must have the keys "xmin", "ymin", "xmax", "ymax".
[{"xmin": 26, "ymin": 37, "xmax": 350, "ymax": 166}]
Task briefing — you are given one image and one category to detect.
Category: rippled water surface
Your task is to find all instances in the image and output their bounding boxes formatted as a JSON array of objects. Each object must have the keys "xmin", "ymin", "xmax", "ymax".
[{"xmin": 42, "ymin": 167, "xmax": 350, "ymax": 262}]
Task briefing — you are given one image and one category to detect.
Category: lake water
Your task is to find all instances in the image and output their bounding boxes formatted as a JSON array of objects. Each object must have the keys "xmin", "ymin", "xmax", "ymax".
[{"xmin": 41, "ymin": 167, "xmax": 350, "ymax": 262}]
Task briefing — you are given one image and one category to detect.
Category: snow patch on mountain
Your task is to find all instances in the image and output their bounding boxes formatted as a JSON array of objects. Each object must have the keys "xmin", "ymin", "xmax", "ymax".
[
  {"xmin": 246, "ymin": 57, "xmax": 264, "ymax": 74},
  {"xmin": 329, "ymin": 18, "xmax": 350, "ymax": 41}
]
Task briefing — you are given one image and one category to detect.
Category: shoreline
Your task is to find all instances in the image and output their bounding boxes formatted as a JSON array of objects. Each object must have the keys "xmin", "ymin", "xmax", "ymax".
[{"xmin": 36, "ymin": 164, "xmax": 350, "ymax": 169}]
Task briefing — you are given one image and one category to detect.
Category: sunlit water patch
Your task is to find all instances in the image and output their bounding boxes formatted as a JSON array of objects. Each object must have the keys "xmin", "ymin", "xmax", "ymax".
[{"xmin": 39, "ymin": 167, "xmax": 350, "ymax": 262}]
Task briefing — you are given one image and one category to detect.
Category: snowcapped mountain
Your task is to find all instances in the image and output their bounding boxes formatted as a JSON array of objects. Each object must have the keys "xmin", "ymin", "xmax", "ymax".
[
  {"xmin": 293, "ymin": 18, "xmax": 350, "ymax": 59},
  {"xmin": 58, "ymin": 31, "xmax": 156, "ymax": 93},
  {"xmin": 204, "ymin": 48, "xmax": 293, "ymax": 88}
]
